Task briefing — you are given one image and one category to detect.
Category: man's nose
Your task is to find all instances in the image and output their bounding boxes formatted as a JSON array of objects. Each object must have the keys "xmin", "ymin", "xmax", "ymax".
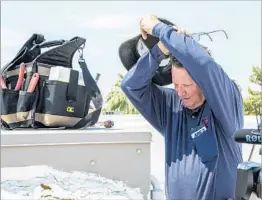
[
  {"xmin": 176, "ymin": 86, "xmax": 186, "ymax": 97},
  {"xmin": 178, "ymin": 90, "xmax": 185, "ymax": 97}
]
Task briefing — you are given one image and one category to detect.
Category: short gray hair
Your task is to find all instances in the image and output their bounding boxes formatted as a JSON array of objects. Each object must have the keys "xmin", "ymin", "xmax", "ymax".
[{"xmin": 171, "ymin": 45, "xmax": 212, "ymax": 68}]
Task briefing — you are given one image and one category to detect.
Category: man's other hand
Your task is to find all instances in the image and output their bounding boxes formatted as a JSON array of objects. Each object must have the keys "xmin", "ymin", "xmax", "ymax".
[{"xmin": 157, "ymin": 41, "xmax": 169, "ymax": 55}]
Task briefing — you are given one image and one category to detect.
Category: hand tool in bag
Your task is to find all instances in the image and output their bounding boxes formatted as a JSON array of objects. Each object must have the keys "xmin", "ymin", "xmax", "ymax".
[
  {"xmin": 14, "ymin": 62, "xmax": 25, "ymax": 91},
  {"xmin": 0, "ymin": 62, "xmax": 25, "ymax": 90},
  {"xmin": 0, "ymin": 76, "xmax": 7, "ymax": 89},
  {"xmin": 27, "ymin": 73, "xmax": 39, "ymax": 93}
]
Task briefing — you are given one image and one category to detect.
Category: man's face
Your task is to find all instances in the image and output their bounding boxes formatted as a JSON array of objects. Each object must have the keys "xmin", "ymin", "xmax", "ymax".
[{"xmin": 171, "ymin": 66, "xmax": 205, "ymax": 110}]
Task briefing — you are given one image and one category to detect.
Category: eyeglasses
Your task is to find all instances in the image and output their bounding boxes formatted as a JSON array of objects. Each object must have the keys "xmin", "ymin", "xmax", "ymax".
[{"xmin": 189, "ymin": 29, "xmax": 229, "ymax": 42}]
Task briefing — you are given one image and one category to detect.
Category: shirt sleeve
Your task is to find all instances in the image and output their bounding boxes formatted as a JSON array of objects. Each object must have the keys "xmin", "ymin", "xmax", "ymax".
[
  {"xmin": 151, "ymin": 22, "xmax": 244, "ymax": 136},
  {"xmin": 121, "ymin": 44, "xmax": 179, "ymax": 134}
]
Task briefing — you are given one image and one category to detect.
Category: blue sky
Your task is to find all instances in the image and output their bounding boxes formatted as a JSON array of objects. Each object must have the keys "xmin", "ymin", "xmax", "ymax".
[{"xmin": 1, "ymin": 1, "xmax": 261, "ymax": 98}]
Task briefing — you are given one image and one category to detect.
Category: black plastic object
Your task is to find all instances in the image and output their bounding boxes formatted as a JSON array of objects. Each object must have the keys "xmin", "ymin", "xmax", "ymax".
[
  {"xmin": 119, "ymin": 17, "xmax": 229, "ymax": 86},
  {"xmin": 118, "ymin": 18, "xmax": 175, "ymax": 86},
  {"xmin": 257, "ymin": 169, "xmax": 262, "ymax": 198},
  {"xmin": 235, "ymin": 161, "xmax": 262, "ymax": 200}
]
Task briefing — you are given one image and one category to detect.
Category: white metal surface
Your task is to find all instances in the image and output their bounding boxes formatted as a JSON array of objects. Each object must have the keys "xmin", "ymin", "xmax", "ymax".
[
  {"xmin": 1, "ymin": 115, "xmax": 260, "ymax": 199},
  {"xmin": 1, "ymin": 128, "xmax": 152, "ymax": 199}
]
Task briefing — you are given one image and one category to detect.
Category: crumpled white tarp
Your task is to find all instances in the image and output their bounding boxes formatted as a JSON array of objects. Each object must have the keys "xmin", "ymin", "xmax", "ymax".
[{"xmin": 1, "ymin": 165, "xmax": 144, "ymax": 200}]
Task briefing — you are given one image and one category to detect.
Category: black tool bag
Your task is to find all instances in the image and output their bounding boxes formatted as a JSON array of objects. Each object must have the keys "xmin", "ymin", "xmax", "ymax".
[{"xmin": 0, "ymin": 33, "xmax": 103, "ymax": 130}]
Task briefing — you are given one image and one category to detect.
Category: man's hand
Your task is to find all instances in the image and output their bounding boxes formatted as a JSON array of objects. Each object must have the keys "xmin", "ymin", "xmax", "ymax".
[
  {"xmin": 140, "ymin": 14, "xmax": 168, "ymax": 55},
  {"xmin": 140, "ymin": 14, "xmax": 189, "ymax": 55},
  {"xmin": 156, "ymin": 25, "xmax": 189, "ymax": 55},
  {"xmin": 157, "ymin": 41, "xmax": 169, "ymax": 55},
  {"xmin": 140, "ymin": 14, "xmax": 161, "ymax": 39},
  {"xmin": 173, "ymin": 25, "xmax": 189, "ymax": 35}
]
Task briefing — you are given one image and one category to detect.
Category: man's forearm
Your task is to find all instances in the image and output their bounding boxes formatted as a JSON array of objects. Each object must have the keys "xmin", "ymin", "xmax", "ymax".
[
  {"xmin": 121, "ymin": 44, "xmax": 166, "ymax": 90},
  {"xmin": 121, "ymin": 44, "xmax": 173, "ymax": 133}
]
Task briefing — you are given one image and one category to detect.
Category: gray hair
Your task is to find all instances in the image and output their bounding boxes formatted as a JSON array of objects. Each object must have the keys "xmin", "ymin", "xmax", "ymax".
[{"xmin": 171, "ymin": 44, "xmax": 212, "ymax": 68}]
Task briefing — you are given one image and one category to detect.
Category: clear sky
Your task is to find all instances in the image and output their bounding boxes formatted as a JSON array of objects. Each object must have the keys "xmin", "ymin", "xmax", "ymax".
[{"xmin": 1, "ymin": 1, "xmax": 261, "ymax": 98}]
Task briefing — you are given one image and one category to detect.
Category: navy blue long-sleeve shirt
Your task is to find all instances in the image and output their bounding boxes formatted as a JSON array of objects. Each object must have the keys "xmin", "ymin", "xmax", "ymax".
[{"xmin": 121, "ymin": 22, "xmax": 244, "ymax": 200}]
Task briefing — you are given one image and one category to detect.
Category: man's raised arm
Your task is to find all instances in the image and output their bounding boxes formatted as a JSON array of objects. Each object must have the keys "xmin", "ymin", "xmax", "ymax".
[
  {"xmin": 121, "ymin": 44, "xmax": 175, "ymax": 134},
  {"xmin": 151, "ymin": 22, "xmax": 244, "ymax": 136}
]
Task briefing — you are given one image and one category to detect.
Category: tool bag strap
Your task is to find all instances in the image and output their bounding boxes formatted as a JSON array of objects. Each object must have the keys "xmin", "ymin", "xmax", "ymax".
[
  {"xmin": 1, "ymin": 34, "xmax": 45, "ymax": 74},
  {"xmin": 72, "ymin": 59, "xmax": 103, "ymax": 129}
]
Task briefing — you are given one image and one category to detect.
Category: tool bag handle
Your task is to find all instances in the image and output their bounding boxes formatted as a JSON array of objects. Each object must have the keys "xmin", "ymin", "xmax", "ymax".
[
  {"xmin": 38, "ymin": 40, "xmax": 66, "ymax": 48},
  {"xmin": 1, "ymin": 33, "xmax": 45, "ymax": 73},
  {"xmin": 14, "ymin": 33, "xmax": 45, "ymax": 57}
]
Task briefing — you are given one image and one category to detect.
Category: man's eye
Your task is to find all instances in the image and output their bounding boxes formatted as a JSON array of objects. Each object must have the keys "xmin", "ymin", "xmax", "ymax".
[{"xmin": 183, "ymin": 84, "xmax": 192, "ymax": 87}]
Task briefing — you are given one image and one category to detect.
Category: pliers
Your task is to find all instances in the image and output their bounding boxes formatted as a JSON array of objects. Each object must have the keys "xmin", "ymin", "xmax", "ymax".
[{"xmin": 0, "ymin": 62, "xmax": 39, "ymax": 92}]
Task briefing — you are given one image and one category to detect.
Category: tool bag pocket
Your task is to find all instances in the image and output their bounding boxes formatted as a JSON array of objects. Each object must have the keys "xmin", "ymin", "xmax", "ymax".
[
  {"xmin": 0, "ymin": 89, "xmax": 19, "ymax": 128},
  {"xmin": 16, "ymin": 90, "xmax": 36, "ymax": 125},
  {"xmin": 0, "ymin": 89, "xmax": 36, "ymax": 129},
  {"xmin": 35, "ymin": 67, "xmax": 90, "ymax": 128}
]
